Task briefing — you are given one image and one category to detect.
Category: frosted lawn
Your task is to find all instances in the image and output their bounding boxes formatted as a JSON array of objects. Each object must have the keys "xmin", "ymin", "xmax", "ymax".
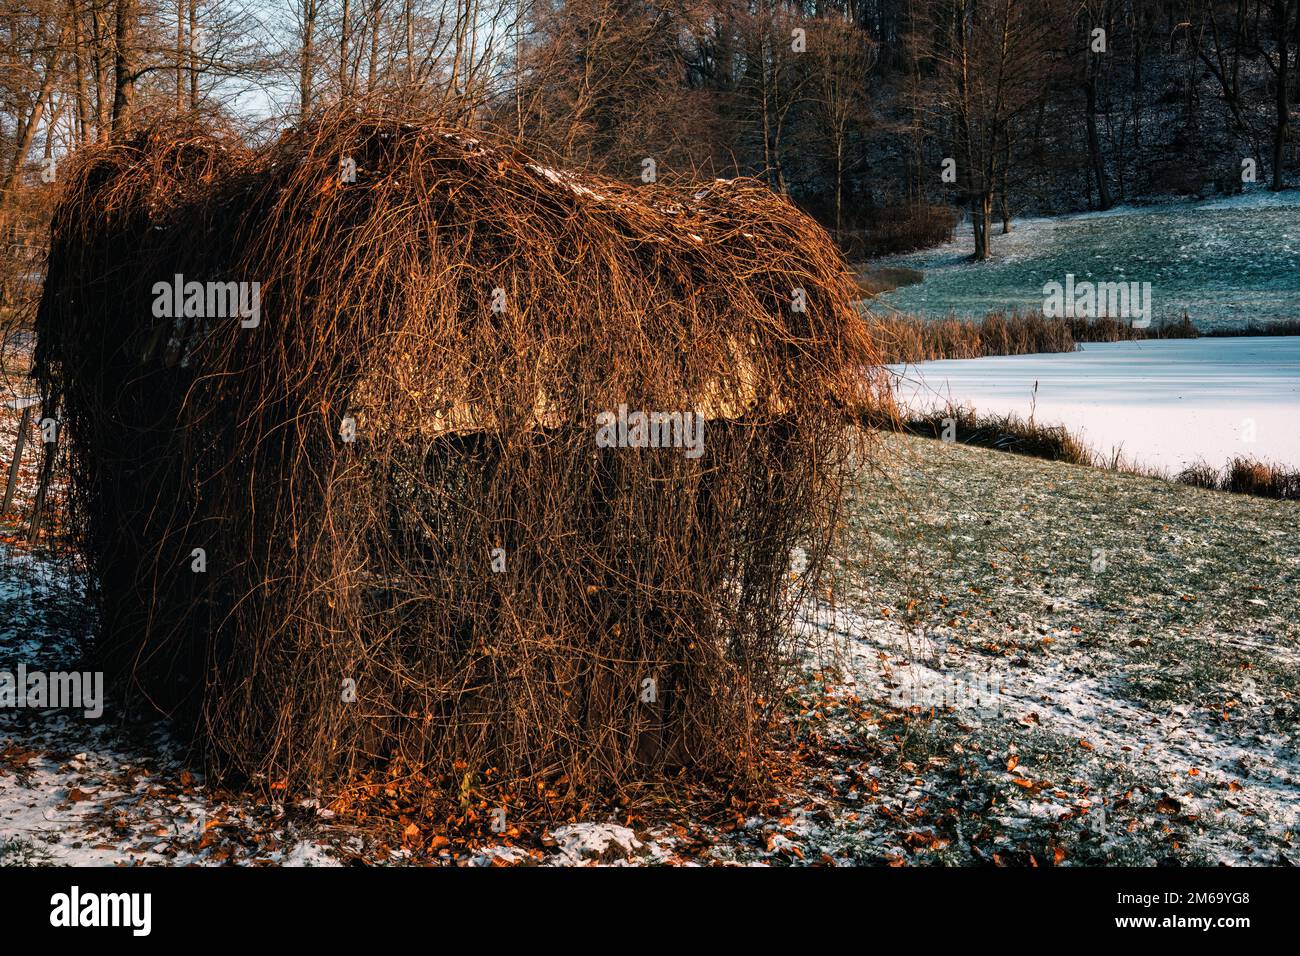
[{"xmin": 872, "ymin": 190, "xmax": 1300, "ymax": 329}]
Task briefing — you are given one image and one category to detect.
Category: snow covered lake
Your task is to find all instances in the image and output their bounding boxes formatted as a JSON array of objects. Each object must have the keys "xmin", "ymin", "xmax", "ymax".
[
  {"xmin": 873, "ymin": 190, "xmax": 1300, "ymax": 329},
  {"xmin": 890, "ymin": 337, "xmax": 1300, "ymax": 472}
]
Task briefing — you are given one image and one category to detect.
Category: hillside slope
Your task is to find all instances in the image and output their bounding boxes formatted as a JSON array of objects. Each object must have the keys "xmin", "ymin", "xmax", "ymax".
[{"xmin": 872, "ymin": 190, "xmax": 1300, "ymax": 328}]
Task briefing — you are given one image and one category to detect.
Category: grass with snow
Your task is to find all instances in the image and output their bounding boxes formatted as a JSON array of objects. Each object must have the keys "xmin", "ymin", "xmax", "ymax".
[
  {"xmin": 798, "ymin": 434, "xmax": 1299, "ymax": 865},
  {"xmin": 2, "ymin": 434, "xmax": 1295, "ymax": 865},
  {"xmin": 871, "ymin": 190, "xmax": 1300, "ymax": 329}
]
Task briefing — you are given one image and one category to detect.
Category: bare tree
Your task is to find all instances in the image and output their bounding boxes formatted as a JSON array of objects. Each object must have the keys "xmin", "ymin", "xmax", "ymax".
[
  {"xmin": 802, "ymin": 15, "xmax": 877, "ymax": 236},
  {"xmin": 921, "ymin": 0, "xmax": 1055, "ymax": 259},
  {"xmin": 1254, "ymin": 0, "xmax": 1299, "ymax": 189}
]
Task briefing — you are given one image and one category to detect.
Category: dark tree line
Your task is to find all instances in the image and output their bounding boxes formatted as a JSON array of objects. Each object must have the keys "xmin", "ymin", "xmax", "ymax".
[{"xmin": 3, "ymin": 0, "xmax": 1298, "ymax": 267}]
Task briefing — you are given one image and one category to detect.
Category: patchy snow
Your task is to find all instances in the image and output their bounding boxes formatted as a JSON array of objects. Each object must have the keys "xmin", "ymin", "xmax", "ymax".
[
  {"xmin": 871, "ymin": 189, "xmax": 1300, "ymax": 328},
  {"xmin": 525, "ymin": 163, "xmax": 607, "ymax": 202},
  {"xmin": 0, "ymin": 546, "xmax": 348, "ymax": 867},
  {"xmin": 796, "ymin": 596, "xmax": 1300, "ymax": 865},
  {"xmin": 889, "ymin": 336, "xmax": 1300, "ymax": 472},
  {"xmin": 4, "ymin": 421, "xmax": 1293, "ymax": 867},
  {"xmin": 814, "ymin": 434, "xmax": 1300, "ymax": 865},
  {"xmin": 547, "ymin": 824, "xmax": 661, "ymax": 865},
  {"xmin": 0, "ymin": 705, "xmax": 351, "ymax": 867}
]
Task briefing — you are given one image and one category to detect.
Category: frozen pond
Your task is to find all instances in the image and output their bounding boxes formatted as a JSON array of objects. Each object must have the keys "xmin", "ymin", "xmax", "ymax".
[
  {"xmin": 890, "ymin": 337, "xmax": 1300, "ymax": 472},
  {"xmin": 872, "ymin": 190, "xmax": 1300, "ymax": 329}
]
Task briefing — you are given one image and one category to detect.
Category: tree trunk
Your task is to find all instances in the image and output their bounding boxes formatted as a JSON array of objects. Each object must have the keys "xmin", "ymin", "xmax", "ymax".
[
  {"xmin": 176, "ymin": 0, "xmax": 185, "ymax": 111},
  {"xmin": 339, "ymin": 0, "xmax": 351, "ymax": 101},
  {"xmin": 834, "ymin": 135, "xmax": 844, "ymax": 239},
  {"xmin": 112, "ymin": 0, "xmax": 138, "ymax": 137},
  {"xmin": 404, "ymin": 0, "xmax": 414, "ymax": 83},
  {"xmin": 189, "ymin": 0, "xmax": 200, "ymax": 108},
  {"xmin": 999, "ymin": 132, "xmax": 1012, "ymax": 233},
  {"xmin": 1085, "ymin": 70, "xmax": 1113, "ymax": 209},
  {"xmin": 93, "ymin": 5, "xmax": 111, "ymax": 140},
  {"xmin": 1271, "ymin": 0, "xmax": 1292, "ymax": 191},
  {"xmin": 71, "ymin": 0, "xmax": 91, "ymax": 142},
  {"xmin": 977, "ymin": 195, "xmax": 987, "ymax": 257},
  {"xmin": 971, "ymin": 194, "xmax": 991, "ymax": 260},
  {"xmin": 367, "ymin": 0, "xmax": 382, "ymax": 91},
  {"xmin": 300, "ymin": 0, "xmax": 317, "ymax": 116}
]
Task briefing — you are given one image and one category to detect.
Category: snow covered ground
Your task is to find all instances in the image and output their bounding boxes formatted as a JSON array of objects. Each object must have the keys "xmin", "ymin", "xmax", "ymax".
[
  {"xmin": 801, "ymin": 435, "xmax": 1300, "ymax": 865},
  {"xmin": 871, "ymin": 189, "xmax": 1300, "ymax": 329},
  {"xmin": 3, "ymin": 435, "xmax": 1295, "ymax": 867},
  {"xmin": 889, "ymin": 337, "xmax": 1300, "ymax": 472},
  {"xmin": 0, "ymin": 551, "xmax": 350, "ymax": 866}
]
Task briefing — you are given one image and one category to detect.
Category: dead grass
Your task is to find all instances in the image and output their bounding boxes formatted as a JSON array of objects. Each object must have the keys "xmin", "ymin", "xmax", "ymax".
[
  {"xmin": 899, "ymin": 404, "xmax": 1092, "ymax": 464},
  {"xmin": 865, "ymin": 310, "xmax": 1076, "ymax": 364},
  {"xmin": 1177, "ymin": 457, "xmax": 1300, "ymax": 501},
  {"xmin": 1066, "ymin": 314, "xmax": 1199, "ymax": 341},
  {"xmin": 860, "ymin": 310, "xmax": 1297, "ymax": 365},
  {"xmin": 1206, "ymin": 319, "xmax": 1300, "ymax": 337}
]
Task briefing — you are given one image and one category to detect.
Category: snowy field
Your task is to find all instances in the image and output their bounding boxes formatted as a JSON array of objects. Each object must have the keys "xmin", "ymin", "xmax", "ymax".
[
  {"xmin": 809, "ymin": 437, "xmax": 1300, "ymax": 866},
  {"xmin": 890, "ymin": 337, "xmax": 1300, "ymax": 473},
  {"xmin": 872, "ymin": 190, "xmax": 1300, "ymax": 329}
]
